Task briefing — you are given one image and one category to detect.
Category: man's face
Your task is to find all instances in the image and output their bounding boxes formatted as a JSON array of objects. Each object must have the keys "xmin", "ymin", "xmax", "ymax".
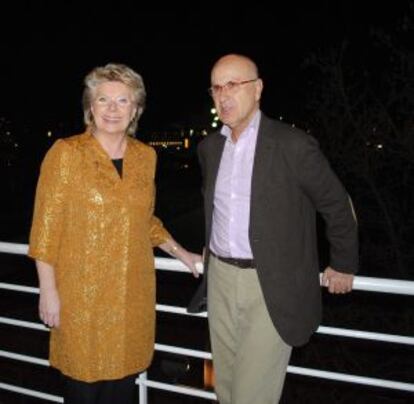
[{"xmin": 210, "ymin": 56, "xmax": 262, "ymax": 136}]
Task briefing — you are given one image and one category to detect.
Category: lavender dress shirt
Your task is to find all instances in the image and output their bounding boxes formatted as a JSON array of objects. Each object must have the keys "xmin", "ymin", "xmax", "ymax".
[{"xmin": 210, "ymin": 111, "xmax": 261, "ymax": 259}]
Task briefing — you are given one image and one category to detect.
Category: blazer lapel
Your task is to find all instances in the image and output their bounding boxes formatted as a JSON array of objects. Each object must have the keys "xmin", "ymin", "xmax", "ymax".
[
  {"xmin": 205, "ymin": 133, "xmax": 226, "ymax": 240},
  {"xmin": 250, "ymin": 115, "xmax": 277, "ymax": 224}
]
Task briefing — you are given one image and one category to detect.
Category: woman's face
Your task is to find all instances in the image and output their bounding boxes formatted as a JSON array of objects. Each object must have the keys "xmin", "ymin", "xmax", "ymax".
[{"xmin": 90, "ymin": 81, "xmax": 137, "ymax": 136}]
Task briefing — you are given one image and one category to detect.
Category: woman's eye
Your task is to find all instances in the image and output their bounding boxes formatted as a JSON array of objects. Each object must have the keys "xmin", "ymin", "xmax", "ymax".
[{"xmin": 117, "ymin": 97, "xmax": 129, "ymax": 105}]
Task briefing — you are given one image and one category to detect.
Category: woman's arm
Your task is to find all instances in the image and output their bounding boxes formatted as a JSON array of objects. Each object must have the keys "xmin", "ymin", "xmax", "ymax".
[{"xmin": 36, "ymin": 260, "xmax": 60, "ymax": 328}]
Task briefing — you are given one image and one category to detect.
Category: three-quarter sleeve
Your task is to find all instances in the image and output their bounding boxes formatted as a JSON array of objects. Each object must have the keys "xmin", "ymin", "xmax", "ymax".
[
  {"xmin": 144, "ymin": 147, "xmax": 171, "ymax": 247},
  {"xmin": 28, "ymin": 139, "xmax": 72, "ymax": 266},
  {"xmin": 149, "ymin": 216, "xmax": 171, "ymax": 246},
  {"xmin": 148, "ymin": 183, "xmax": 171, "ymax": 246}
]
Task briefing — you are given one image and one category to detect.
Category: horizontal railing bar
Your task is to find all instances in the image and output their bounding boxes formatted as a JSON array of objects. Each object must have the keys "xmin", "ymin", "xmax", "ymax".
[
  {"xmin": 155, "ymin": 343, "xmax": 212, "ymax": 360},
  {"xmin": 137, "ymin": 378, "xmax": 217, "ymax": 400},
  {"xmin": 1, "ymin": 313, "xmax": 413, "ymax": 346},
  {"xmin": 0, "ymin": 242, "xmax": 28, "ymax": 255},
  {"xmin": 0, "ymin": 316, "xmax": 48, "ymax": 331},
  {"xmin": 0, "ymin": 282, "xmax": 39, "ymax": 294},
  {"xmin": 287, "ymin": 365, "xmax": 414, "ymax": 392},
  {"xmin": 0, "ymin": 341, "xmax": 210, "ymax": 366},
  {"xmin": 317, "ymin": 326, "xmax": 414, "ymax": 345},
  {"xmin": 0, "ymin": 382, "xmax": 63, "ymax": 403},
  {"xmin": 140, "ymin": 366, "xmax": 414, "ymax": 395},
  {"xmin": 156, "ymin": 304, "xmax": 207, "ymax": 317},
  {"xmin": 2, "ymin": 274, "xmax": 414, "ymax": 298},
  {"xmin": 0, "ymin": 350, "xmax": 49, "ymax": 366},
  {"xmin": 155, "ymin": 256, "xmax": 205, "ymax": 273},
  {"xmin": 350, "ymin": 276, "xmax": 414, "ymax": 296}
]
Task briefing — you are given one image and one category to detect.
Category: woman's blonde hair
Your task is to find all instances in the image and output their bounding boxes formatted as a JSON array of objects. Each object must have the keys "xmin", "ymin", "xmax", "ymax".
[{"xmin": 82, "ymin": 63, "xmax": 146, "ymax": 136}]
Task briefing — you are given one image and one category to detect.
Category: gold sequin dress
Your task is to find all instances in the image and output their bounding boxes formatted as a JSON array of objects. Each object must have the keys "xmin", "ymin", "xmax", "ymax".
[{"xmin": 29, "ymin": 132, "xmax": 171, "ymax": 382}]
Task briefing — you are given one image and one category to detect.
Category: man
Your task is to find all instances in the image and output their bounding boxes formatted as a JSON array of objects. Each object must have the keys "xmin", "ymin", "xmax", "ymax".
[{"xmin": 188, "ymin": 54, "xmax": 358, "ymax": 404}]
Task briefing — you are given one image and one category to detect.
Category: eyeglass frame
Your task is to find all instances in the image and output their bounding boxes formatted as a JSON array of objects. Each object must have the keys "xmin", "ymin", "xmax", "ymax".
[
  {"xmin": 93, "ymin": 95, "xmax": 134, "ymax": 108},
  {"xmin": 208, "ymin": 78, "xmax": 259, "ymax": 97}
]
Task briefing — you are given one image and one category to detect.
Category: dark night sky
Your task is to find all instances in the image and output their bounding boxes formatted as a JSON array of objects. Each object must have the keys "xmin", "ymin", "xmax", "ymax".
[{"xmin": 0, "ymin": 2, "xmax": 412, "ymax": 134}]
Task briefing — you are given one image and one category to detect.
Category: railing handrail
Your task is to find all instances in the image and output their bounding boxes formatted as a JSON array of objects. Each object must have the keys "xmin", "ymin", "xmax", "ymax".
[
  {"xmin": 1, "ymin": 304, "xmax": 414, "ymax": 346},
  {"xmin": 1, "ymin": 241, "xmax": 414, "ymax": 296},
  {"xmin": 1, "ymin": 241, "xmax": 414, "ymax": 402}
]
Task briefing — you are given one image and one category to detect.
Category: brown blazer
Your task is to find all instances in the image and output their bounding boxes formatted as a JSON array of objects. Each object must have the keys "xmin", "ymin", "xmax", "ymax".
[{"xmin": 188, "ymin": 114, "xmax": 358, "ymax": 347}]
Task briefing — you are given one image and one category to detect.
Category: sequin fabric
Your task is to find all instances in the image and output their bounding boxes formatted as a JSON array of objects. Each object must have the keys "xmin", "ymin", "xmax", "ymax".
[{"xmin": 29, "ymin": 132, "xmax": 171, "ymax": 382}]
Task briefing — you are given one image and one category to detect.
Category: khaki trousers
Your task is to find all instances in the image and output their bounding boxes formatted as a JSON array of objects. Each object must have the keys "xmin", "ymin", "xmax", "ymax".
[{"xmin": 208, "ymin": 255, "xmax": 292, "ymax": 404}]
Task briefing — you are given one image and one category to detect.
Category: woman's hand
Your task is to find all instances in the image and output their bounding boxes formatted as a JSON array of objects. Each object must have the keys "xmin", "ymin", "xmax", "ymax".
[
  {"xmin": 36, "ymin": 260, "xmax": 60, "ymax": 328},
  {"xmin": 177, "ymin": 250, "xmax": 203, "ymax": 278},
  {"xmin": 159, "ymin": 240, "xmax": 203, "ymax": 278},
  {"xmin": 39, "ymin": 287, "xmax": 60, "ymax": 328}
]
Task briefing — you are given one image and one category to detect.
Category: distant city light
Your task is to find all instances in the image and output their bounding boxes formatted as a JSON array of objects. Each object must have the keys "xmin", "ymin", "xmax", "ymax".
[
  {"xmin": 47, "ymin": 131, "xmax": 52, "ymax": 138},
  {"xmin": 210, "ymin": 107, "xmax": 220, "ymax": 128},
  {"xmin": 146, "ymin": 128, "xmax": 209, "ymax": 149},
  {"xmin": 149, "ymin": 141, "xmax": 182, "ymax": 147},
  {"xmin": 377, "ymin": 144, "xmax": 383, "ymax": 149}
]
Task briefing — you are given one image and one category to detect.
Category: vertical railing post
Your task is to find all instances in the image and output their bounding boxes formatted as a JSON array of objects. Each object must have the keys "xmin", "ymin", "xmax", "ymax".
[{"xmin": 138, "ymin": 371, "xmax": 148, "ymax": 404}]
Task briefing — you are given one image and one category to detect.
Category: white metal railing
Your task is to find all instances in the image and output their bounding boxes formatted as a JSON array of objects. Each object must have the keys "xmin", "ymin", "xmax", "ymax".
[{"xmin": 1, "ymin": 241, "xmax": 414, "ymax": 403}]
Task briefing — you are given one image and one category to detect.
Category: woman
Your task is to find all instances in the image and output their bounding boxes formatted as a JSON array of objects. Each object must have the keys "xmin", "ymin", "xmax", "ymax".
[{"xmin": 28, "ymin": 63, "xmax": 201, "ymax": 403}]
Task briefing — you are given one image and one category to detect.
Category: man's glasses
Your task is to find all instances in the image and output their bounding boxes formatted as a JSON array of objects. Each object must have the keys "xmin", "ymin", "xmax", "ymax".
[{"xmin": 208, "ymin": 78, "xmax": 259, "ymax": 97}]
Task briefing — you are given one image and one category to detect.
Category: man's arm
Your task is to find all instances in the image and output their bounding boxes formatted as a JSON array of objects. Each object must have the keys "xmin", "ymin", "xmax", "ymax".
[{"xmin": 296, "ymin": 134, "xmax": 359, "ymax": 291}]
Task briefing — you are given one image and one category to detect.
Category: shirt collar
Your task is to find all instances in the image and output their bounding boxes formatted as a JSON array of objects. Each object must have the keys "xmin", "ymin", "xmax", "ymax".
[{"xmin": 220, "ymin": 110, "xmax": 261, "ymax": 141}]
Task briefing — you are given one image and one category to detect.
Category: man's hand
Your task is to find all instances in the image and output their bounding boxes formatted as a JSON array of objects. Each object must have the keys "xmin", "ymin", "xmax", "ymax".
[{"xmin": 321, "ymin": 266, "xmax": 354, "ymax": 294}]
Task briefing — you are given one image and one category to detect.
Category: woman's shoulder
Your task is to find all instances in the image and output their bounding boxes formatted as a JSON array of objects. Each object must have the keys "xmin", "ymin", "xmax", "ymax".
[
  {"xmin": 41, "ymin": 133, "xmax": 90, "ymax": 168},
  {"xmin": 50, "ymin": 132, "xmax": 88, "ymax": 151},
  {"xmin": 128, "ymin": 137, "xmax": 156, "ymax": 158}
]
